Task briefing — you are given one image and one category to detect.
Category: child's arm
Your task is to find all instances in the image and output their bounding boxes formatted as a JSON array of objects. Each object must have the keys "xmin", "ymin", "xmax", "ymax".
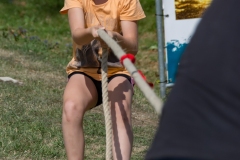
[
  {"xmin": 110, "ymin": 20, "xmax": 139, "ymax": 55},
  {"xmin": 68, "ymin": 8, "xmax": 103, "ymax": 46},
  {"xmin": 68, "ymin": 8, "xmax": 139, "ymax": 55}
]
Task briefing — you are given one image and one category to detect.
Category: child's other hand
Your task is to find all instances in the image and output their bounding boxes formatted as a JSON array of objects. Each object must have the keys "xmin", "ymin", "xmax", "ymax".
[
  {"xmin": 98, "ymin": 30, "xmax": 114, "ymax": 48},
  {"xmin": 91, "ymin": 25, "xmax": 105, "ymax": 39},
  {"xmin": 91, "ymin": 26, "xmax": 115, "ymax": 48}
]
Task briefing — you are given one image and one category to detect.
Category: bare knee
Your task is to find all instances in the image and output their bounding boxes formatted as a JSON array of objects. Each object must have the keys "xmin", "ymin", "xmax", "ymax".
[{"xmin": 63, "ymin": 100, "xmax": 85, "ymax": 123}]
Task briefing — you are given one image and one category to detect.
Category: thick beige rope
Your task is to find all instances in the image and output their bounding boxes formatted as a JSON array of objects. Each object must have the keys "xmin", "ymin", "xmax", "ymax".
[
  {"xmin": 98, "ymin": 29, "xmax": 163, "ymax": 160},
  {"xmin": 97, "ymin": 29, "xmax": 163, "ymax": 115},
  {"xmin": 101, "ymin": 48, "xmax": 113, "ymax": 160}
]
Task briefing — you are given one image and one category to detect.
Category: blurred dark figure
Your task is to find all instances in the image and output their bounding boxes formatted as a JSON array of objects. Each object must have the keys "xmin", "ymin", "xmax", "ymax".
[{"xmin": 146, "ymin": 0, "xmax": 240, "ymax": 159}]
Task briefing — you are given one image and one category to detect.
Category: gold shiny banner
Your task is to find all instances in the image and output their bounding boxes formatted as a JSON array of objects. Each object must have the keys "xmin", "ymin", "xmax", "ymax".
[{"xmin": 175, "ymin": 0, "xmax": 212, "ymax": 20}]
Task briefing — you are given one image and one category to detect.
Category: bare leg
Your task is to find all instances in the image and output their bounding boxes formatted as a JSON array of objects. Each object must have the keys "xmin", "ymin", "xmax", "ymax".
[
  {"xmin": 108, "ymin": 76, "xmax": 133, "ymax": 160},
  {"xmin": 62, "ymin": 74, "xmax": 98, "ymax": 160}
]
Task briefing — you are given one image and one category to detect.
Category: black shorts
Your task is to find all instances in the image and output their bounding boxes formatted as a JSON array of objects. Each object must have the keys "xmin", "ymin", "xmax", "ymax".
[{"xmin": 68, "ymin": 72, "xmax": 133, "ymax": 107}]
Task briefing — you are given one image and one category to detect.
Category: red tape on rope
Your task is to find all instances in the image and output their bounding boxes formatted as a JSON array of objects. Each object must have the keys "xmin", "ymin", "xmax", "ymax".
[
  {"xmin": 120, "ymin": 54, "xmax": 136, "ymax": 64},
  {"xmin": 120, "ymin": 54, "xmax": 153, "ymax": 88},
  {"xmin": 138, "ymin": 70, "xmax": 154, "ymax": 88}
]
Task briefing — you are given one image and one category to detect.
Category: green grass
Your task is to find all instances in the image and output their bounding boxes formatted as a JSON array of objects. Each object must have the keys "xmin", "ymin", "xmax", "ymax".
[{"xmin": 0, "ymin": 0, "xmax": 161, "ymax": 159}]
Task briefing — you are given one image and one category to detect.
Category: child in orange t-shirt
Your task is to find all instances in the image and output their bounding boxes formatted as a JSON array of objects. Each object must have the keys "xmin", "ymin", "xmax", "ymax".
[{"xmin": 60, "ymin": 0, "xmax": 145, "ymax": 159}]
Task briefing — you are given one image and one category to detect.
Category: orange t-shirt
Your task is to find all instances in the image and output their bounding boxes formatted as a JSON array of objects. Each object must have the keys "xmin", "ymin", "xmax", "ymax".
[{"xmin": 60, "ymin": 0, "xmax": 146, "ymax": 80}]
